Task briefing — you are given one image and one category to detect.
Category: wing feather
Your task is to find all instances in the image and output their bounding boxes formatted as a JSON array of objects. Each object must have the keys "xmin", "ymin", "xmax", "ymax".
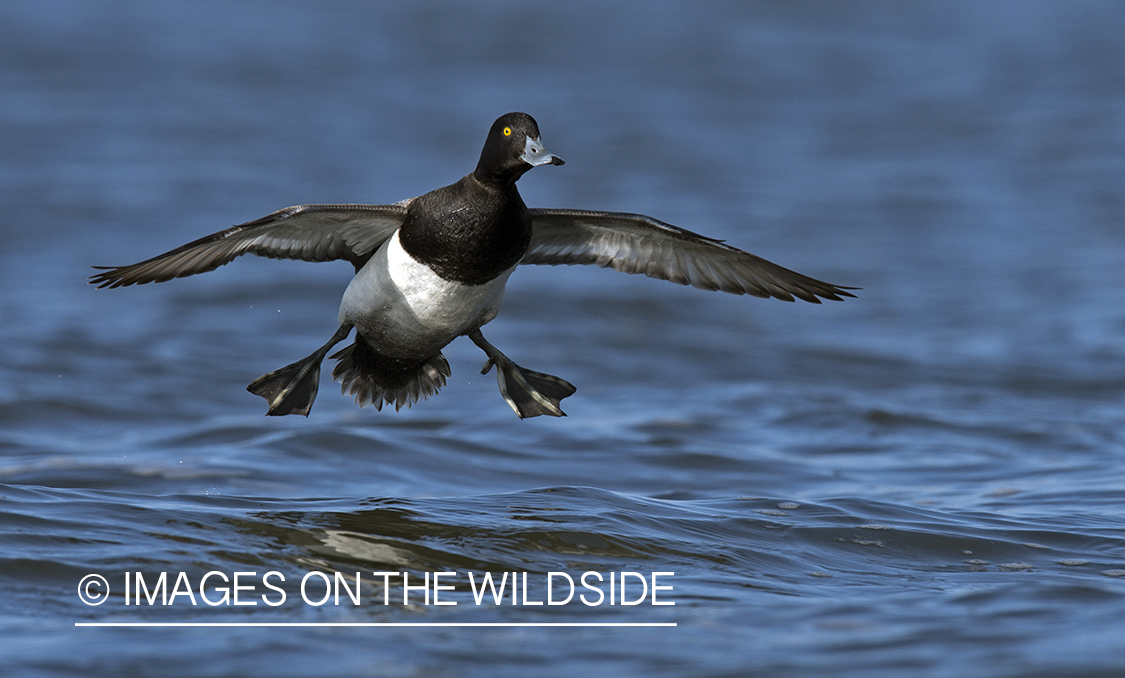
[
  {"xmin": 89, "ymin": 203, "xmax": 408, "ymax": 288},
  {"xmin": 524, "ymin": 208, "xmax": 856, "ymax": 303}
]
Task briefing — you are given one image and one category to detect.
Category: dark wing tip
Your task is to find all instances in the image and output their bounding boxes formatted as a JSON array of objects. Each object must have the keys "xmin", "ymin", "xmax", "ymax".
[
  {"xmin": 89, "ymin": 264, "xmax": 167, "ymax": 289},
  {"xmin": 824, "ymin": 285, "xmax": 860, "ymax": 301},
  {"xmin": 88, "ymin": 266, "xmax": 126, "ymax": 289},
  {"xmin": 781, "ymin": 277, "xmax": 859, "ymax": 303}
]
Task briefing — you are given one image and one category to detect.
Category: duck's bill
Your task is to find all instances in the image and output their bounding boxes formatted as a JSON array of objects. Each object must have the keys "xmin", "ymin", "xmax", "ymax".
[{"xmin": 522, "ymin": 136, "xmax": 565, "ymax": 166}]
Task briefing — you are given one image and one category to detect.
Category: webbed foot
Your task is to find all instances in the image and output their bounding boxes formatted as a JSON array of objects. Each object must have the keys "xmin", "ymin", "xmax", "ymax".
[
  {"xmin": 469, "ymin": 330, "xmax": 576, "ymax": 419},
  {"xmin": 247, "ymin": 325, "xmax": 352, "ymax": 416}
]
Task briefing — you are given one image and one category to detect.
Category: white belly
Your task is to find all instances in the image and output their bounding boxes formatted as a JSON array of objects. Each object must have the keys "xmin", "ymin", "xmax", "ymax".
[{"xmin": 338, "ymin": 231, "xmax": 513, "ymax": 357}]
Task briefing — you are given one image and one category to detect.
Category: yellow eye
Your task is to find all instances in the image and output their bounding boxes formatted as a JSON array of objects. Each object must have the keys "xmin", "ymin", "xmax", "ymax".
[{"xmin": 503, "ymin": 126, "xmax": 512, "ymax": 136}]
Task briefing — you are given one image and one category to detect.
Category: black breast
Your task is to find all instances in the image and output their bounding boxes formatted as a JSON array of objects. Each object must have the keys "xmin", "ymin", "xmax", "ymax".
[{"xmin": 398, "ymin": 175, "xmax": 532, "ymax": 286}]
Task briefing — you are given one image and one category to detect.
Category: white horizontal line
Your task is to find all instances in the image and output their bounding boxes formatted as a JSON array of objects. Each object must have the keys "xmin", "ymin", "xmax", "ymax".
[{"xmin": 76, "ymin": 622, "xmax": 676, "ymax": 628}]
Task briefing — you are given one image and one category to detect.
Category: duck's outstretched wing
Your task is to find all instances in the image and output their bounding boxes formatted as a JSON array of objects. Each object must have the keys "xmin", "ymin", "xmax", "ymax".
[
  {"xmin": 89, "ymin": 203, "xmax": 409, "ymax": 288},
  {"xmin": 524, "ymin": 209, "xmax": 857, "ymax": 303}
]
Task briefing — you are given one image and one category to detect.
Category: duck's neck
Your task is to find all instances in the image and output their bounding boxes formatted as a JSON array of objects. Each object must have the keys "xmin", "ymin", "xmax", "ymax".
[{"xmin": 398, "ymin": 175, "xmax": 532, "ymax": 285}]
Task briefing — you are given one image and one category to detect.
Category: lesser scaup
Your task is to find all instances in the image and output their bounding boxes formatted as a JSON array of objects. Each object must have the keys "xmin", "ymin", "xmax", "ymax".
[{"xmin": 91, "ymin": 112, "xmax": 856, "ymax": 418}]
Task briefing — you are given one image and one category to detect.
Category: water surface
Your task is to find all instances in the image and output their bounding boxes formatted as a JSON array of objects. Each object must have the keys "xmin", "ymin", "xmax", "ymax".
[{"xmin": 2, "ymin": 1, "xmax": 1124, "ymax": 676}]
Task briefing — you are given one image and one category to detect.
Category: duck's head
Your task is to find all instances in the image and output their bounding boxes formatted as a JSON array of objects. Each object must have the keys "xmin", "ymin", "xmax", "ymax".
[{"xmin": 474, "ymin": 112, "xmax": 564, "ymax": 186}]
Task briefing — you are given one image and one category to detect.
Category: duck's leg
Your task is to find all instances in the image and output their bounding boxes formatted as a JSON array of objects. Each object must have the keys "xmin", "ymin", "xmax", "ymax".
[
  {"xmin": 468, "ymin": 329, "xmax": 576, "ymax": 419},
  {"xmin": 247, "ymin": 324, "xmax": 353, "ymax": 416}
]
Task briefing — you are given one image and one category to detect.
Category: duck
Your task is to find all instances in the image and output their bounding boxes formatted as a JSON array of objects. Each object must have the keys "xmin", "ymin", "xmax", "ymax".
[{"xmin": 90, "ymin": 112, "xmax": 856, "ymax": 419}]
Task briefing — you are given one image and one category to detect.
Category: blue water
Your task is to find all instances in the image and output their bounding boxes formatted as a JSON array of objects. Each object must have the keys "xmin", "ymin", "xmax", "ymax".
[{"xmin": 3, "ymin": 1, "xmax": 1125, "ymax": 676}]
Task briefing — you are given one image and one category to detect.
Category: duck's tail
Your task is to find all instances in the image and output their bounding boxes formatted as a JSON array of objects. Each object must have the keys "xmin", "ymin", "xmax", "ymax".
[{"xmin": 330, "ymin": 339, "xmax": 450, "ymax": 412}]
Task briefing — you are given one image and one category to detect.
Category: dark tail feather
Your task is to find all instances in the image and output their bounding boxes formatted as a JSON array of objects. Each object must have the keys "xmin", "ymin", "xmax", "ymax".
[{"xmin": 330, "ymin": 342, "xmax": 450, "ymax": 412}]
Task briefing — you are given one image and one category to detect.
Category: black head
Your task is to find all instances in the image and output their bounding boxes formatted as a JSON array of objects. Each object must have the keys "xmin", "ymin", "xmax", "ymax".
[{"xmin": 473, "ymin": 112, "xmax": 564, "ymax": 186}]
